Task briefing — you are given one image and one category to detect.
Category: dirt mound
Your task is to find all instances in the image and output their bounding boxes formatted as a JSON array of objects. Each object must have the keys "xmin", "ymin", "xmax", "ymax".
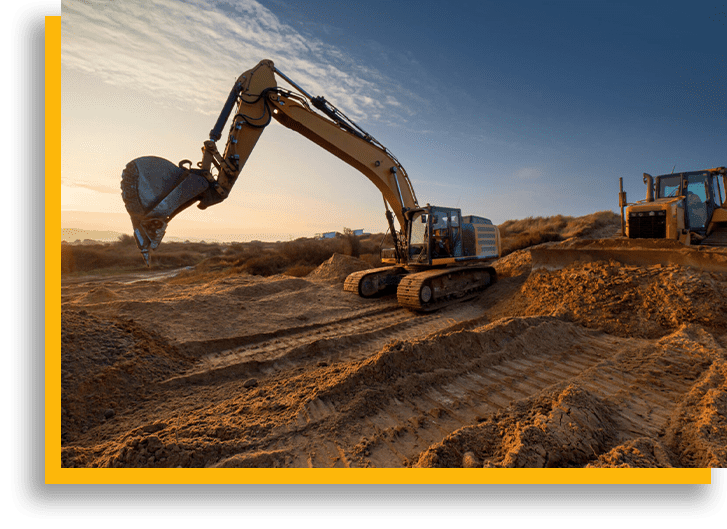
[
  {"xmin": 588, "ymin": 437, "xmax": 675, "ymax": 467},
  {"xmin": 229, "ymin": 277, "xmax": 310, "ymax": 300},
  {"xmin": 307, "ymin": 253, "xmax": 372, "ymax": 283},
  {"xmin": 61, "ymin": 309, "xmax": 193, "ymax": 445},
  {"xmin": 492, "ymin": 248, "xmax": 533, "ymax": 278},
  {"xmin": 548, "ymin": 237, "xmax": 699, "ymax": 250},
  {"xmin": 415, "ymin": 384, "xmax": 617, "ymax": 468},
  {"xmin": 522, "ymin": 260, "xmax": 727, "ymax": 338},
  {"xmin": 74, "ymin": 285, "xmax": 120, "ymax": 303},
  {"xmin": 661, "ymin": 351, "xmax": 727, "ymax": 467},
  {"xmin": 312, "ymin": 317, "xmax": 599, "ymax": 422}
]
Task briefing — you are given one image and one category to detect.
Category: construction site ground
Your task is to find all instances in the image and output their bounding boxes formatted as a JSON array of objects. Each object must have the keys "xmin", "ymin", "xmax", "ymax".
[{"xmin": 61, "ymin": 245, "xmax": 727, "ymax": 468}]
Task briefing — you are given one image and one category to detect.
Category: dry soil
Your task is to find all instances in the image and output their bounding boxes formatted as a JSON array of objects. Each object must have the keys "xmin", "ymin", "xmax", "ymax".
[{"xmin": 61, "ymin": 248, "xmax": 727, "ymax": 468}]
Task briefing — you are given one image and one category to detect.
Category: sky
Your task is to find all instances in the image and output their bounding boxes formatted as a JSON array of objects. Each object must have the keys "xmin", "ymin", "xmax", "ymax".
[{"xmin": 60, "ymin": 0, "xmax": 727, "ymax": 241}]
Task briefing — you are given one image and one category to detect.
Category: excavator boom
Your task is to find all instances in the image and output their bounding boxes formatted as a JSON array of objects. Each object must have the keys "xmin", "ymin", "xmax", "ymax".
[
  {"xmin": 122, "ymin": 59, "xmax": 417, "ymax": 262},
  {"xmin": 121, "ymin": 59, "xmax": 500, "ymax": 311}
]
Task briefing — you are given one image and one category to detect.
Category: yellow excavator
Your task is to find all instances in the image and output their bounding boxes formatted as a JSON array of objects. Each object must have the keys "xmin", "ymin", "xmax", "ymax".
[{"xmin": 121, "ymin": 59, "xmax": 501, "ymax": 311}]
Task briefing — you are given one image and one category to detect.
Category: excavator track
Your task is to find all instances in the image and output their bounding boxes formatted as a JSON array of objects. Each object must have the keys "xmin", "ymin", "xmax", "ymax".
[
  {"xmin": 344, "ymin": 266, "xmax": 407, "ymax": 297},
  {"xmin": 396, "ymin": 265, "xmax": 496, "ymax": 312}
]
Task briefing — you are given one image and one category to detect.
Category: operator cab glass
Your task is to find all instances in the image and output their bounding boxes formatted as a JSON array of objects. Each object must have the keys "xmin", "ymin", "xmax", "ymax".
[
  {"xmin": 685, "ymin": 172, "xmax": 711, "ymax": 230},
  {"xmin": 658, "ymin": 175, "xmax": 681, "ymax": 198},
  {"xmin": 429, "ymin": 206, "xmax": 463, "ymax": 258},
  {"xmin": 716, "ymin": 175, "xmax": 725, "ymax": 207},
  {"xmin": 409, "ymin": 212, "xmax": 427, "ymax": 245},
  {"xmin": 408, "ymin": 211, "xmax": 429, "ymax": 263}
]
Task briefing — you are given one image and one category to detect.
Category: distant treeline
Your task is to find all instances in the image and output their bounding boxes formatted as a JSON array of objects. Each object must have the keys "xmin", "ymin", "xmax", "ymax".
[
  {"xmin": 61, "ymin": 211, "xmax": 621, "ymax": 275},
  {"xmin": 61, "ymin": 232, "xmax": 388, "ymax": 276}
]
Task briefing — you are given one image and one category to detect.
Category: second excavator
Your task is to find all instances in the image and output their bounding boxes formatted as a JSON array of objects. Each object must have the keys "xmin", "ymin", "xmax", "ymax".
[{"xmin": 121, "ymin": 59, "xmax": 501, "ymax": 311}]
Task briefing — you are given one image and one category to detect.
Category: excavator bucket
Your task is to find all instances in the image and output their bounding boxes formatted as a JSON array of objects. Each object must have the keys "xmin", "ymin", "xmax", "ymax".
[
  {"xmin": 121, "ymin": 156, "xmax": 210, "ymax": 265},
  {"xmin": 530, "ymin": 238, "xmax": 727, "ymax": 273}
]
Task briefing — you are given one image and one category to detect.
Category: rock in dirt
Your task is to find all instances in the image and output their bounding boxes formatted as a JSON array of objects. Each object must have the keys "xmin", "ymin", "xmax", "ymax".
[{"xmin": 462, "ymin": 451, "xmax": 479, "ymax": 468}]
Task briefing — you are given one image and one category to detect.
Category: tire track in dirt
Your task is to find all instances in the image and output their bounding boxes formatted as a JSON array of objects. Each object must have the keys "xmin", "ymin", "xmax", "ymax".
[
  {"xmin": 413, "ymin": 324, "xmax": 726, "ymax": 468},
  {"xmin": 234, "ymin": 322, "xmax": 723, "ymax": 468},
  {"xmin": 211, "ymin": 317, "xmax": 618, "ymax": 467},
  {"xmin": 163, "ymin": 302, "xmax": 489, "ymax": 387},
  {"xmin": 302, "ymin": 328, "xmax": 624, "ymax": 467}
]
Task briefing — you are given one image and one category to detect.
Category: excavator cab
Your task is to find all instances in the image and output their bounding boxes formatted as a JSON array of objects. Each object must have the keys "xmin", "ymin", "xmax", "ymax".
[
  {"xmin": 429, "ymin": 207, "xmax": 462, "ymax": 259},
  {"xmin": 391, "ymin": 205, "xmax": 498, "ymax": 267}
]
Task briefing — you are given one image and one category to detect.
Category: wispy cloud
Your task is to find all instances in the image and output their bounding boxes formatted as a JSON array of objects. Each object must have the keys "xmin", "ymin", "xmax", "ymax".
[
  {"xmin": 61, "ymin": 178, "xmax": 119, "ymax": 194},
  {"xmin": 61, "ymin": 0, "xmax": 416, "ymax": 124},
  {"xmin": 514, "ymin": 167, "xmax": 544, "ymax": 180}
]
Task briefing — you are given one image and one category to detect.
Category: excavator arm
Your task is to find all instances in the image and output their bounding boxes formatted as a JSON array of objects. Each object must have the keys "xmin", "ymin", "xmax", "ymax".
[{"xmin": 121, "ymin": 59, "xmax": 418, "ymax": 265}]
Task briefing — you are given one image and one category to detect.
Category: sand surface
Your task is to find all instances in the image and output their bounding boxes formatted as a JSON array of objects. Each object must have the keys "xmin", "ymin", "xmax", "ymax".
[{"xmin": 61, "ymin": 249, "xmax": 727, "ymax": 468}]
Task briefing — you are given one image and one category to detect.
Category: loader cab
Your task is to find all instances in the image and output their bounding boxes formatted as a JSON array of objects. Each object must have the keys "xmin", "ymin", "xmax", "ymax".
[{"xmin": 654, "ymin": 171, "xmax": 719, "ymax": 233}]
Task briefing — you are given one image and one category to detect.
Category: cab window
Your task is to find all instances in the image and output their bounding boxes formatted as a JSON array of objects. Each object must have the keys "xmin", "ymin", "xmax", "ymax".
[
  {"xmin": 410, "ymin": 212, "xmax": 427, "ymax": 245},
  {"xmin": 658, "ymin": 176, "xmax": 681, "ymax": 198},
  {"xmin": 686, "ymin": 173, "xmax": 708, "ymax": 201}
]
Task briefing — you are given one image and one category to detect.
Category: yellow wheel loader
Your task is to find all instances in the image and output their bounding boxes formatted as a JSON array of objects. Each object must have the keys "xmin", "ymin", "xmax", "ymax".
[
  {"xmin": 624, "ymin": 167, "xmax": 727, "ymax": 246},
  {"xmin": 530, "ymin": 167, "xmax": 727, "ymax": 272},
  {"xmin": 120, "ymin": 60, "xmax": 501, "ymax": 311}
]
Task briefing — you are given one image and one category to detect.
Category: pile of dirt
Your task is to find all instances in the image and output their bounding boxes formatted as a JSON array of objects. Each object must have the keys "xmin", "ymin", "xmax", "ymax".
[
  {"xmin": 415, "ymin": 384, "xmax": 617, "ymax": 468},
  {"xmin": 61, "ymin": 309, "xmax": 193, "ymax": 445},
  {"xmin": 74, "ymin": 285, "xmax": 120, "ymax": 304},
  {"xmin": 307, "ymin": 253, "xmax": 372, "ymax": 283},
  {"xmin": 413, "ymin": 321, "xmax": 727, "ymax": 468},
  {"xmin": 521, "ymin": 260, "xmax": 727, "ymax": 338},
  {"xmin": 59, "ymin": 237, "xmax": 727, "ymax": 469},
  {"xmin": 660, "ymin": 348, "xmax": 727, "ymax": 467},
  {"xmin": 311, "ymin": 317, "xmax": 600, "ymax": 426},
  {"xmin": 492, "ymin": 248, "xmax": 533, "ymax": 278}
]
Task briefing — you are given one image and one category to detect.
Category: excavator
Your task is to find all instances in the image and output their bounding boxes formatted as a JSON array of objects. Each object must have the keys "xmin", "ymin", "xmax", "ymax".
[{"xmin": 121, "ymin": 59, "xmax": 501, "ymax": 311}]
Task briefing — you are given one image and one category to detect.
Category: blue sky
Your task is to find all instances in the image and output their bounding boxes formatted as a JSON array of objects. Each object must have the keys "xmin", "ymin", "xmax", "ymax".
[{"xmin": 61, "ymin": 0, "xmax": 726, "ymax": 241}]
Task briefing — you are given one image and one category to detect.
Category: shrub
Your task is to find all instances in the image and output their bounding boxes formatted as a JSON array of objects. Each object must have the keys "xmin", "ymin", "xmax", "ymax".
[
  {"xmin": 283, "ymin": 264, "xmax": 316, "ymax": 277},
  {"xmin": 497, "ymin": 210, "xmax": 620, "ymax": 256},
  {"xmin": 117, "ymin": 233, "xmax": 137, "ymax": 246},
  {"xmin": 243, "ymin": 254, "xmax": 287, "ymax": 276}
]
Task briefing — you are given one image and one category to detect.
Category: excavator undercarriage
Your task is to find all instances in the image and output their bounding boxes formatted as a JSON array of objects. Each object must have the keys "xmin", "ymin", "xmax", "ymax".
[{"xmin": 343, "ymin": 264, "xmax": 497, "ymax": 312}]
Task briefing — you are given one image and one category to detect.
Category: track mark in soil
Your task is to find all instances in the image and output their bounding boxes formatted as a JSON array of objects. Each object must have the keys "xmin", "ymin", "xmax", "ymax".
[{"xmin": 165, "ymin": 303, "xmax": 488, "ymax": 387}]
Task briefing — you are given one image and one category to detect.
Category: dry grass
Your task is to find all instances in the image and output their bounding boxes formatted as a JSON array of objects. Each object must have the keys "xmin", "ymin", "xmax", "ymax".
[
  {"xmin": 498, "ymin": 210, "xmax": 620, "ymax": 256},
  {"xmin": 61, "ymin": 237, "xmax": 224, "ymax": 274},
  {"xmin": 62, "ymin": 212, "xmax": 621, "ymax": 275},
  {"xmin": 62, "ymin": 232, "xmax": 385, "ymax": 278}
]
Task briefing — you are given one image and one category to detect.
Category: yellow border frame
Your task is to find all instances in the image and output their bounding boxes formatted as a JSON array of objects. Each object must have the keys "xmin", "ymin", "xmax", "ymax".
[{"xmin": 45, "ymin": 15, "xmax": 710, "ymax": 485}]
